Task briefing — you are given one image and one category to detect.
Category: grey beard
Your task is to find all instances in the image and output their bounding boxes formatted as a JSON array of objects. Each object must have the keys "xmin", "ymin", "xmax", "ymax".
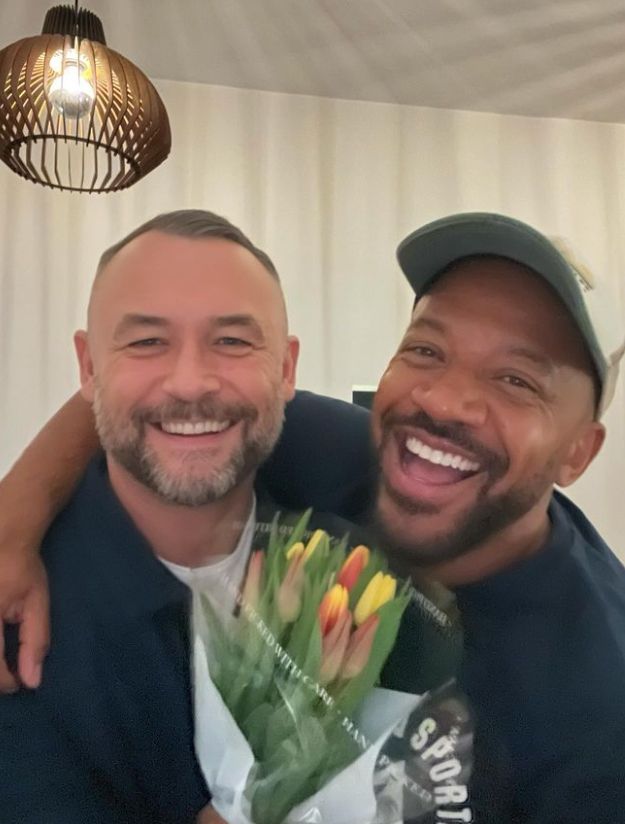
[{"xmin": 93, "ymin": 389, "xmax": 284, "ymax": 507}]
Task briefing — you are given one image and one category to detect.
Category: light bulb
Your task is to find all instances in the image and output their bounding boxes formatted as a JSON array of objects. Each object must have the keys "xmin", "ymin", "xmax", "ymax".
[{"xmin": 47, "ymin": 49, "xmax": 95, "ymax": 118}]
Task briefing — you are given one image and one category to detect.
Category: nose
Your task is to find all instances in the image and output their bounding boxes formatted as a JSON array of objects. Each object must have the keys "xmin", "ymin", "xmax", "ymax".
[
  {"xmin": 161, "ymin": 343, "xmax": 222, "ymax": 401},
  {"xmin": 410, "ymin": 367, "xmax": 487, "ymax": 428}
]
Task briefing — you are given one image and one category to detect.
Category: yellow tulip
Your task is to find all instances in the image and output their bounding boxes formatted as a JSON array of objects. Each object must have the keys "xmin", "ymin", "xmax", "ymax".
[
  {"xmin": 353, "ymin": 571, "xmax": 396, "ymax": 626},
  {"xmin": 285, "ymin": 541, "xmax": 305, "ymax": 561},
  {"xmin": 303, "ymin": 529, "xmax": 327, "ymax": 561}
]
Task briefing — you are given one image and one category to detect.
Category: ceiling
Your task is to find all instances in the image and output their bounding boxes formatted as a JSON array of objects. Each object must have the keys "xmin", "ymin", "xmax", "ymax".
[{"xmin": 4, "ymin": 0, "xmax": 625, "ymax": 124}]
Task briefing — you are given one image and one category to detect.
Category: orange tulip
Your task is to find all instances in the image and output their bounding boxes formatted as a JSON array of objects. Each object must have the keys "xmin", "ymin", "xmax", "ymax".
[
  {"xmin": 319, "ymin": 609, "xmax": 352, "ymax": 685},
  {"xmin": 337, "ymin": 545, "xmax": 370, "ymax": 591},
  {"xmin": 318, "ymin": 584, "xmax": 349, "ymax": 636},
  {"xmin": 241, "ymin": 550, "xmax": 264, "ymax": 610},
  {"xmin": 277, "ymin": 551, "xmax": 306, "ymax": 623},
  {"xmin": 340, "ymin": 614, "xmax": 379, "ymax": 680}
]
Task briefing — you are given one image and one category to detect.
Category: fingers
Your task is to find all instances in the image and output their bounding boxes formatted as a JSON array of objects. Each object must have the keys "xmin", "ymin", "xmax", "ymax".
[
  {"xmin": 0, "ymin": 622, "xmax": 18, "ymax": 693},
  {"xmin": 196, "ymin": 805, "xmax": 228, "ymax": 824},
  {"xmin": 18, "ymin": 571, "xmax": 50, "ymax": 689}
]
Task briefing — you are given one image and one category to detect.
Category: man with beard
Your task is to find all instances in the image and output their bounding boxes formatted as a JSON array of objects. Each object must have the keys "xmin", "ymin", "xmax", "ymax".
[
  {"xmin": 0, "ymin": 209, "xmax": 300, "ymax": 823},
  {"xmin": 1, "ymin": 212, "xmax": 625, "ymax": 821}
]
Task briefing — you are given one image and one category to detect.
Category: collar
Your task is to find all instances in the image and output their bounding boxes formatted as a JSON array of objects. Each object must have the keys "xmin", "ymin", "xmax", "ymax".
[{"xmin": 66, "ymin": 458, "xmax": 285, "ymax": 621}]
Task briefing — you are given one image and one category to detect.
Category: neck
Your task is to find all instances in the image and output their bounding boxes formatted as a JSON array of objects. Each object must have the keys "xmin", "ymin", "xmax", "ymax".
[
  {"xmin": 107, "ymin": 457, "xmax": 254, "ymax": 567},
  {"xmin": 422, "ymin": 497, "xmax": 553, "ymax": 588}
]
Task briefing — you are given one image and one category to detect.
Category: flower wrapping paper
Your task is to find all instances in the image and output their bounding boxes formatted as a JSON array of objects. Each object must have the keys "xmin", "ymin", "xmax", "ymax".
[{"xmin": 193, "ymin": 602, "xmax": 421, "ymax": 824}]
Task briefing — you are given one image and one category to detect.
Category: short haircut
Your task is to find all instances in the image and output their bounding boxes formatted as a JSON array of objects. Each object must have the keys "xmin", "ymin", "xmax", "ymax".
[{"xmin": 96, "ymin": 209, "xmax": 279, "ymax": 281}]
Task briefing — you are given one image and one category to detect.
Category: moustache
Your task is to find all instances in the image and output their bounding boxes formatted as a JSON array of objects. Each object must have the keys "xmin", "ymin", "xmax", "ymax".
[
  {"xmin": 132, "ymin": 397, "xmax": 259, "ymax": 427},
  {"xmin": 381, "ymin": 409, "xmax": 508, "ymax": 479}
]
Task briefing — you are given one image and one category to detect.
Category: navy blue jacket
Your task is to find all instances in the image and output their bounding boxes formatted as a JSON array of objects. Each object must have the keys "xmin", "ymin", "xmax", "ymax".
[{"xmin": 2, "ymin": 458, "xmax": 208, "ymax": 823}]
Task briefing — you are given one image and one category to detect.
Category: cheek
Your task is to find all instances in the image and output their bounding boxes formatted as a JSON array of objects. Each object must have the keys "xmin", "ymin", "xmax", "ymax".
[
  {"xmin": 498, "ymin": 409, "xmax": 560, "ymax": 477},
  {"xmin": 372, "ymin": 362, "xmax": 415, "ymax": 434},
  {"xmin": 227, "ymin": 358, "xmax": 284, "ymax": 403},
  {"xmin": 99, "ymin": 360, "xmax": 162, "ymax": 407}
]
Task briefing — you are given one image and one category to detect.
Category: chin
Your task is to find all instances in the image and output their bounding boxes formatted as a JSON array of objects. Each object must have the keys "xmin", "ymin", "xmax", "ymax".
[{"xmin": 375, "ymin": 493, "xmax": 472, "ymax": 568}]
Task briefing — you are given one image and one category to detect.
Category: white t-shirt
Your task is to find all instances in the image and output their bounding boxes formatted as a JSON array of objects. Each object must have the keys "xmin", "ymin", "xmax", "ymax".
[{"xmin": 159, "ymin": 499, "xmax": 256, "ymax": 621}]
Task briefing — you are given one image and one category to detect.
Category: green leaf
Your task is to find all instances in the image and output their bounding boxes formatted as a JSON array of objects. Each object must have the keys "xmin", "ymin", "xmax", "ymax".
[
  {"xmin": 283, "ymin": 508, "xmax": 314, "ymax": 551},
  {"xmin": 249, "ymin": 715, "xmax": 328, "ymax": 824},
  {"xmin": 241, "ymin": 702, "xmax": 274, "ymax": 756}
]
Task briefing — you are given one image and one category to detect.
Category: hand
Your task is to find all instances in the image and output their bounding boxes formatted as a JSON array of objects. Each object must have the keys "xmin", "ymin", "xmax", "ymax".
[
  {"xmin": 0, "ymin": 540, "xmax": 49, "ymax": 692},
  {"xmin": 196, "ymin": 804, "xmax": 229, "ymax": 824}
]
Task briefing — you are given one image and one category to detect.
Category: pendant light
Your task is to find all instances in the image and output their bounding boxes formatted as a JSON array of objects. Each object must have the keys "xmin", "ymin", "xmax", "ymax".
[{"xmin": 0, "ymin": 3, "xmax": 171, "ymax": 192}]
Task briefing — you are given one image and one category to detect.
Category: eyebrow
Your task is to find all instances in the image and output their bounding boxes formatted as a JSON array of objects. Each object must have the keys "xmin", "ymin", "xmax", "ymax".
[
  {"xmin": 212, "ymin": 314, "xmax": 264, "ymax": 338},
  {"xmin": 113, "ymin": 313, "xmax": 265, "ymax": 340},
  {"xmin": 505, "ymin": 346, "xmax": 554, "ymax": 375},
  {"xmin": 113, "ymin": 314, "xmax": 169, "ymax": 340},
  {"xmin": 407, "ymin": 317, "xmax": 447, "ymax": 335}
]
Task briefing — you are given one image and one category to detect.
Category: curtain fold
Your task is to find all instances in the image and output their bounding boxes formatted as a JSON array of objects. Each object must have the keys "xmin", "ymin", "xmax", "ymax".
[{"xmin": 1, "ymin": 78, "xmax": 623, "ymax": 553}]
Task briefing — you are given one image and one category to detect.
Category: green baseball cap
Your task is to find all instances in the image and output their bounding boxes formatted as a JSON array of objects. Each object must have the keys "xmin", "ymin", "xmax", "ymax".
[{"xmin": 397, "ymin": 212, "xmax": 624, "ymax": 415}]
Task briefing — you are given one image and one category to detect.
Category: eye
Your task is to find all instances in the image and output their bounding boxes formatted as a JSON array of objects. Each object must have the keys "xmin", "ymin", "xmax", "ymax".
[
  {"xmin": 127, "ymin": 337, "xmax": 165, "ymax": 348},
  {"xmin": 500, "ymin": 374, "xmax": 537, "ymax": 393},
  {"xmin": 410, "ymin": 345, "xmax": 438, "ymax": 357},
  {"xmin": 401, "ymin": 342, "xmax": 441, "ymax": 360},
  {"xmin": 216, "ymin": 336, "xmax": 252, "ymax": 348}
]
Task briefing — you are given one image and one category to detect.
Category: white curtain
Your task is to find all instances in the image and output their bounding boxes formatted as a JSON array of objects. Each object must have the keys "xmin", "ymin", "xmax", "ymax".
[{"xmin": 1, "ymin": 78, "xmax": 624, "ymax": 554}]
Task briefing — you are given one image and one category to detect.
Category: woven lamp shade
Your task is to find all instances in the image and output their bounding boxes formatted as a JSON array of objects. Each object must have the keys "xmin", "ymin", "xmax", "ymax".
[{"xmin": 0, "ymin": 5, "xmax": 171, "ymax": 192}]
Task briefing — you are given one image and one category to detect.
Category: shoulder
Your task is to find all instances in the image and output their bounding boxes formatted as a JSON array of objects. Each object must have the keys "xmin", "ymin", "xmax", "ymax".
[
  {"xmin": 272, "ymin": 390, "xmax": 371, "ymax": 465},
  {"xmin": 259, "ymin": 390, "xmax": 375, "ymax": 520},
  {"xmin": 551, "ymin": 491, "xmax": 625, "ymax": 596},
  {"xmin": 41, "ymin": 455, "xmax": 115, "ymax": 576}
]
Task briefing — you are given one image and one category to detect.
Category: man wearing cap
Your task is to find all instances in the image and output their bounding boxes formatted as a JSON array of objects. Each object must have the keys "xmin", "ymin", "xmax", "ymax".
[{"xmin": 1, "ymin": 212, "xmax": 625, "ymax": 821}]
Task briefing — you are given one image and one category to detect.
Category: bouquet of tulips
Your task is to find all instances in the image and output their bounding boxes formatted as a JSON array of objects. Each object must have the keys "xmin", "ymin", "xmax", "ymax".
[{"xmin": 192, "ymin": 511, "xmax": 470, "ymax": 824}]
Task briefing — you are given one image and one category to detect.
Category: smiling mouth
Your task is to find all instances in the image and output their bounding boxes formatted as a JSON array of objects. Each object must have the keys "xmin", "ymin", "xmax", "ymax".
[
  {"xmin": 404, "ymin": 435, "xmax": 480, "ymax": 480},
  {"xmin": 389, "ymin": 430, "xmax": 484, "ymax": 499},
  {"xmin": 152, "ymin": 419, "xmax": 233, "ymax": 437}
]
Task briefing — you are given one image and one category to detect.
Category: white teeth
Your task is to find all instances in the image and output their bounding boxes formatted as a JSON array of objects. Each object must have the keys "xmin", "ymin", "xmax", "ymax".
[
  {"xmin": 405, "ymin": 436, "xmax": 480, "ymax": 473},
  {"xmin": 160, "ymin": 419, "xmax": 230, "ymax": 436}
]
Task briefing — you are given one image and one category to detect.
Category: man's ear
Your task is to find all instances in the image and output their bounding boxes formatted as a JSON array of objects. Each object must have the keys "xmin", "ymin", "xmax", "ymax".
[
  {"xmin": 74, "ymin": 330, "xmax": 95, "ymax": 403},
  {"xmin": 281, "ymin": 335, "xmax": 300, "ymax": 402},
  {"xmin": 557, "ymin": 421, "xmax": 606, "ymax": 487}
]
